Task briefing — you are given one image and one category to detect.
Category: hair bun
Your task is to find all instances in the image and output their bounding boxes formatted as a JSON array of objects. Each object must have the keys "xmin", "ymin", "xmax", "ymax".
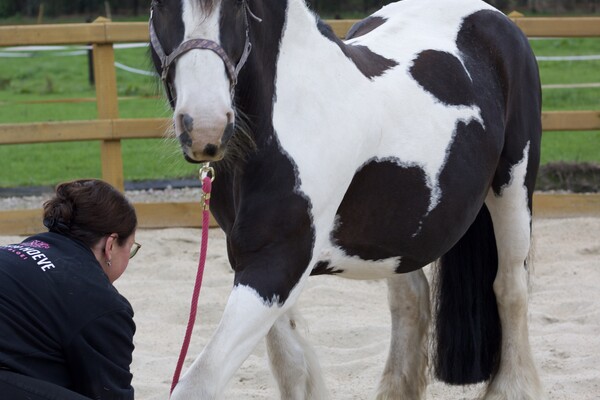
[
  {"xmin": 42, "ymin": 179, "xmax": 137, "ymax": 247},
  {"xmin": 43, "ymin": 216, "xmax": 71, "ymax": 234}
]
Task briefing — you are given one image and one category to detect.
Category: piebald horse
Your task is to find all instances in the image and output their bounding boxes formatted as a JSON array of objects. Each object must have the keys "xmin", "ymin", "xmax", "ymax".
[{"xmin": 149, "ymin": 0, "xmax": 543, "ymax": 398}]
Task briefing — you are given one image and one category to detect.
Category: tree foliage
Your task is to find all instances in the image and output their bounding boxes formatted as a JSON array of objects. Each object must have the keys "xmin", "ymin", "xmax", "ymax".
[
  {"xmin": 0, "ymin": 0, "xmax": 143, "ymax": 18},
  {"xmin": 0, "ymin": 0, "xmax": 596, "ymax": 19}
]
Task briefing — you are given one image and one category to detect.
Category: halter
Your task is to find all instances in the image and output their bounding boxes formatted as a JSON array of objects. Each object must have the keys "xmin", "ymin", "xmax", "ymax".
[{"xmin": 149, "ymin": 1, "xmax": 262, "ymax": 104}]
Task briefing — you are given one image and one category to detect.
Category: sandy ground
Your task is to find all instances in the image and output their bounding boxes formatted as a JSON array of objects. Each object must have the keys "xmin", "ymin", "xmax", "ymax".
[{"xmin": 1, "ymin": 216, "xmax": 599, "ymax": 399}]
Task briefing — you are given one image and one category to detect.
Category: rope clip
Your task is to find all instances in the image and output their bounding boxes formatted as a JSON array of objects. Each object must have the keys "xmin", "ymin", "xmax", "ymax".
[
  {"xmin": 199, "ymin": 162, "xmax": 215, "ymax": 183},
  {"xmin": 199, "ymin": 163, "xmax": 215, "ymax": 211}
]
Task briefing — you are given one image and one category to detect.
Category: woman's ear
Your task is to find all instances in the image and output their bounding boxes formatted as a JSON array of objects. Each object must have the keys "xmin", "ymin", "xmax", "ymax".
[{"xmin": 104, "ymin": 234, "xmax": 118, "ymax": 263}]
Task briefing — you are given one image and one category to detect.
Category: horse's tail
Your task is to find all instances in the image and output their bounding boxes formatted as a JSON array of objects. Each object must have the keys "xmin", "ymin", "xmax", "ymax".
[{"xmin": 432, "ymin": 204, "xmax": 501, "ymax": 384}]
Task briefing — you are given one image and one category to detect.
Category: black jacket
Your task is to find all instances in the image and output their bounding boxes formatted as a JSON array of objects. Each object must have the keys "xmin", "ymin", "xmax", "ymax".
[{"xmin": 0, "ymin": 232, "xmax": 135, "ymax": 399}]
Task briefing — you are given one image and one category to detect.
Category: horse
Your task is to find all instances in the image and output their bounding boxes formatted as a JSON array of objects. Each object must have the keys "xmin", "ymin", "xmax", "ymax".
[{"xmin": 149, "ymin": 0, "xmax": 543, "ymax": 398}]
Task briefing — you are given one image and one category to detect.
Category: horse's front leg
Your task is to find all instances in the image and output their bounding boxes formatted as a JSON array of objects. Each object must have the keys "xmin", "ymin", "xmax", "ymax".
[{"xmin": 171, "ymin": 280, "xmax": 302, "ymax": 399}]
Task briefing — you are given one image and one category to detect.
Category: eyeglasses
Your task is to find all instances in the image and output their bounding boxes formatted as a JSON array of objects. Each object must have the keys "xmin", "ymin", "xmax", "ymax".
[{"xmin": 130, "ymin": 242, "xmax": 141, "ymax": 259}]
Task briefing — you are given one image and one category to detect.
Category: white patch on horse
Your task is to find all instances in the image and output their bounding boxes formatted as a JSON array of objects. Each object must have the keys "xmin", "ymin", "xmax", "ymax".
[
  {"xmin": 318, "ymin": 245, "xmax": 400, "ymax": 279},
  {"xmin": 348, "ymin": 0, "xmax": 496, "ymax": 81},
  {"xmin": 274, "ymin": 0, "xmax": 492, "ymax": 271}
]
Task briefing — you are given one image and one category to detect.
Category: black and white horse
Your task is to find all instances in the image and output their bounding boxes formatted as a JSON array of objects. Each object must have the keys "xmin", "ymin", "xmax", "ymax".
[{"xmin": 149, "ymin": 0, "xmax": 543, "ymax": 398}]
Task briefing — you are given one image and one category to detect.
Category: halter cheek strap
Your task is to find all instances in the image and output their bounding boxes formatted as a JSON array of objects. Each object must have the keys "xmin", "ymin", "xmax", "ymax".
[{"xmin": 149, "ymin": 2, "xmax": 261, "ymax": 102}]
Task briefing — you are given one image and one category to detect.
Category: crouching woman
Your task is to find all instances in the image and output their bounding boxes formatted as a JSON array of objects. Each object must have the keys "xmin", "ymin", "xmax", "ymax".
[{"xmin": 0, "ymin": 179, "xmax": 140, "ymax": 399}]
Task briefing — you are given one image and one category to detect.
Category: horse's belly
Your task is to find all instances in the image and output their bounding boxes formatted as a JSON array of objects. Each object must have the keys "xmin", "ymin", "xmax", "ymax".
[
  {"xmin": 312, "ymin": 247, "xmax": 404, "ymax": 280},
  {"xmin": 311, "ymin": 148, "xmax": 495, "ymax": 278}
]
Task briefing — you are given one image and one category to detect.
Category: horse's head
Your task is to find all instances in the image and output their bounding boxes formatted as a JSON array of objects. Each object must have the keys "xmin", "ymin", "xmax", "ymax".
[{"xmin": 149, "ymin": 0, "xmax": 257, "ymax": 162}]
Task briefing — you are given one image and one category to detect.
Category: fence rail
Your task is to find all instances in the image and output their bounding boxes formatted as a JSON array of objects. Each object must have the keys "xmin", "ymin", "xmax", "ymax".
[
  {"xmin": 1, "ymin": 15, "xmax": 599, "ymax": 235},
  {"xmin": 1, "ymin": 109, "xmax": 598, "ymax": 146},
  {"xmin": 1, "ymin": 16, "xmax": 599, "ymax": 47}
]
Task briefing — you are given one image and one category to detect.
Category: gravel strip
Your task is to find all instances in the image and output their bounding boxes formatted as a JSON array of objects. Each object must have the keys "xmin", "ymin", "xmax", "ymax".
[{"xmin": 0, "ymin": 187, "xmax": 203, "ymax": 211}]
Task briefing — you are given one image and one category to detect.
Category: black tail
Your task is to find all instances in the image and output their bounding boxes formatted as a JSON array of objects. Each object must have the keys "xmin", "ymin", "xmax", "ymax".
[{"xmin": 432, "ymin": 204, "xmax": 501, "ymax": 384}]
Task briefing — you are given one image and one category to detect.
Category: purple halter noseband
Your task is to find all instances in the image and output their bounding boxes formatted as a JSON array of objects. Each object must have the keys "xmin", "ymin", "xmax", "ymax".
[{"xmin": 149, "ymin": 1, "xmax": 261, "ymax": 104}]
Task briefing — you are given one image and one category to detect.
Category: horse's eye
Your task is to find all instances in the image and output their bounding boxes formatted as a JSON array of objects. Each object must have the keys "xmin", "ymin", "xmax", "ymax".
[{"xmin": 152, "ymin": 0, "xmax": 163, "ymax": 8}]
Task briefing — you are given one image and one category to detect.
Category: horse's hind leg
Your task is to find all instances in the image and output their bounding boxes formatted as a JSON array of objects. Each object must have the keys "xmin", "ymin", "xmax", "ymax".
[
  {"xmin": 266, "ymin": 307, "xmax": 328, "ymax": 400},
  {"xmin": 376, "ymin": 270, "xmax": 430, "ymax": 400},
  {"xmin": 484, "ymin": 145, "xmax": 543, "ymax": 399}
]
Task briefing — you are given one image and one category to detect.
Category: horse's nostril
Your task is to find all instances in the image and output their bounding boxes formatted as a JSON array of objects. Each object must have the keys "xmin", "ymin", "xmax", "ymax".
[
  {"xmin": 178, "ymin": 131, "xmax": 193, "ymax": 148},
  {"xmin": 180, "ymin": 113, "xmax": 194, "ymax": 133},
  {"xmin": 204, "ymin": 144, "xmax": 218, "ymax": 157}
]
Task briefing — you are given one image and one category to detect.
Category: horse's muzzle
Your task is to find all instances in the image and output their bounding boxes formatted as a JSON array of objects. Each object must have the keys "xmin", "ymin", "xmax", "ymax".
[
  {"xmin": 180, "ymin": 141, "xmax": 226, "ymax": 163},
  {"xmin": 176, "ymin": 113, "xmax": 232, "ymax": 162}
]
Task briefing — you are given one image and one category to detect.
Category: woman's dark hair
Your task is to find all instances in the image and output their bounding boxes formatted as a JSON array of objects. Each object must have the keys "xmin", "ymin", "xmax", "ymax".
[{"xmin": 43, "ymin": 179, "xmax": 137, "ymax": 248}]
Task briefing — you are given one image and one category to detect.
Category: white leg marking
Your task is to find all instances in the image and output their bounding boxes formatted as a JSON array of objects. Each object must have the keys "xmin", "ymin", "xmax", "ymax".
[
  {"xmin": 376, "ymin": 270, "xmax": 430, "ymax": 400},
  {"xmin": 266, "ymin": 307, "xmax": 329, "ymax": 400},
  {"xmin": 484, "ymin": 143, "xmax": 543, "ymax": 399},
  {"xmin": 171, "ymin": 285, "xmax": 291, "ymax": 400}
]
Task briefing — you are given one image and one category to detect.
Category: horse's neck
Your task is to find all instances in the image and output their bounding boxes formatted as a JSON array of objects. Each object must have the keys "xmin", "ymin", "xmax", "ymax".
[
  {"xmin": 236, "ymin": 0, "xmax": 321, "ymax": 135},
  {"xmin": 236, "ymin": 0, "xmax": 353, "ymax": 153},
  {"xmin": 272, "ymin": 0, "xmax": 362, "ymax": 124},
  {"xmin": 285, "ymin": 0, "xmax": 318, "ymax": 31},
  {"xmin": 244, "ymin": 0, "xmax": 346, "ymax": 109}
]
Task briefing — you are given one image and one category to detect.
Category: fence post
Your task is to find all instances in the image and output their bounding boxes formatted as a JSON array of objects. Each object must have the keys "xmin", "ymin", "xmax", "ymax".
[
  {"xmin": 92, "ymin": 16, "xmax": 124, "ymax": 192},
  {"xmin": 86, "ymin": 17, "xmax": 95, "ymax": 85}
]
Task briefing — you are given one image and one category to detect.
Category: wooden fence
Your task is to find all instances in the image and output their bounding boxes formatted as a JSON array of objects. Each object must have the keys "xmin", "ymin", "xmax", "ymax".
[{"xmin": 1, "ymin": 15, "xmax": 599, "ymax": 235}]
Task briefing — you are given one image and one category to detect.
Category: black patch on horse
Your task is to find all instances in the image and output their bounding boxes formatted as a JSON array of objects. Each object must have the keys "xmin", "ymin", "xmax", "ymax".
[
  {"xmin": 345, "ymin": 16, "xmax": 387, "ymax": 40},
  {"xmin": 420, "ymin": 119, "xmax": 500, "ymax": 256},
  {"xmin": 455, "ymin": 10, "xmax": 541, "ymax": 200},
  {"xmin": 409, "ymin": 50, "xmax": 475, "ymax": 106},
  {"xmin": 331, "ymin": 159, "xmax": 430, "ymax": 268},
  {"xmin": 311, "ymin": 260, "xmax": 343, "ymax": 276},
  {"xmin": 227, "ymin": 145, "xmax": 314, "ymax": 306},
  {"xmin": 317, "ymin": 20, "xmax": 398, "ymax": 79}
]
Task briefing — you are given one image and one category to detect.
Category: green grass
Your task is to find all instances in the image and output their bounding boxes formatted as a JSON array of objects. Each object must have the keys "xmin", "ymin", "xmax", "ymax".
[
  {"xmin": 530, "ymin": 37, "xmax": 600, "ymax": 56},
  {"xmin": 534, "ymin": 39, "xmax": 600, "ymax": 169},
  {"xmin": 532, "ymin": 38, "xmax": 600, "ymax": 112},
  {"xmin": 0, "ymin": 101, "xmax": 199, "ymax": 187},
  {"xmin": 539, "ymin": 61, "xmax": 600, "ymax": 86},
  {"xmin": 0, "ymin": 98, "xmax": 164, "ymax": 123},
  {"xmin": 540, "ymin": 131, "xmax": 600, "ymax": 165},
  {"xmin": 0, "ymin": 47, "xmax": 156, "ymax": 102},
  {"xmin": 0, "ymin": 46, "xmax": 200, "ymax": 187},
  {"xmin": 542, "ymin": 88, "xmax": 600, "ymax": 111},
  {"xmin": 0, "ymin": 139, "xmax": 200, "ymax": 187},
  {"xmin": 0, "ymin": 37, "xmax": 598, "ymax": 188}
]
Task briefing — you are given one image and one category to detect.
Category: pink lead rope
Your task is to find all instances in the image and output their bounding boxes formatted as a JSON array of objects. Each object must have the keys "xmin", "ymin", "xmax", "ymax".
[{"xmin": 170, "ymin": 164, "xmax": 215, "ymax": 396}]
